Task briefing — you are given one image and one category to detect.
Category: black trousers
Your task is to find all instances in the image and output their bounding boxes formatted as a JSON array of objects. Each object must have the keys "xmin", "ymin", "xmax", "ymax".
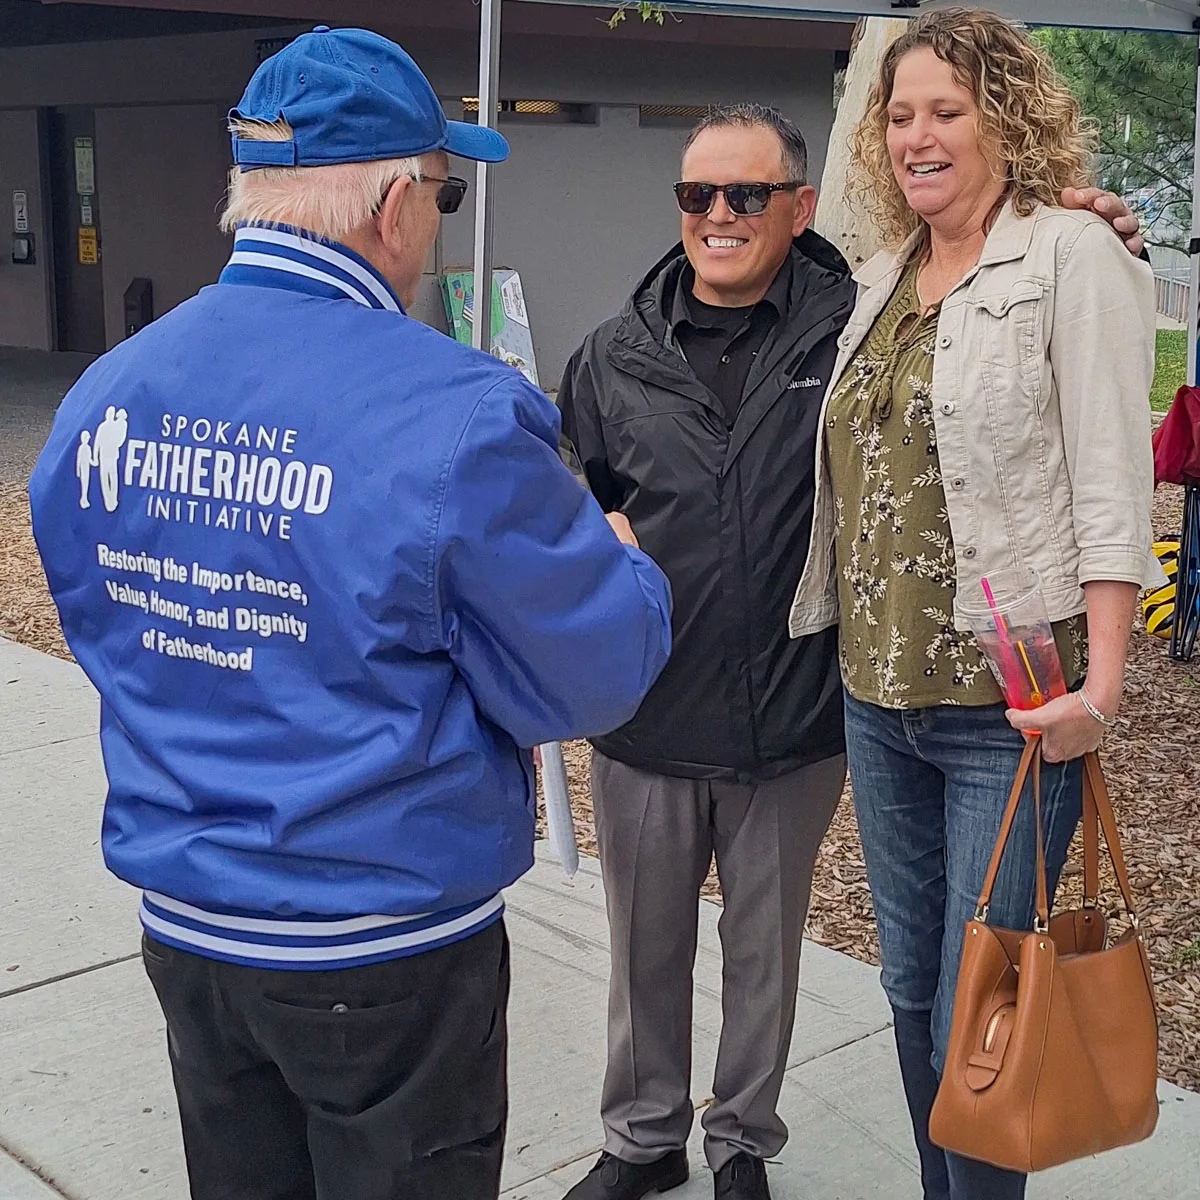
[{"xmin": 142, "ymin": 920, "xmax": 510, "ymax": 1200}]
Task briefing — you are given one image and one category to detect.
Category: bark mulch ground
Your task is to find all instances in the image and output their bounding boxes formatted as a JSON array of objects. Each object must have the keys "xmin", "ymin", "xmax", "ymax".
[
  {"xmin": 0, "ymin": 483, "xmax": 69, "ymax": 659},
  {"xmin": 3, "ymin": 480, "xmax": 1197, "ymax": 1088}
]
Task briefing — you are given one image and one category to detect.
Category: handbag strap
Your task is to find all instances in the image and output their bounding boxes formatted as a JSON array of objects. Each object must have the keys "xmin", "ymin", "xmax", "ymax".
[
  {"xmin": 975, "ymin": 735, "xmax": 1050, "ymax": 931},
  {"xmin": 1082, "ymin": 751, "xmax": 1142, "ymax": 925},
  {"xmin": 975, "ymin": 741, "xmax": 1141, "ymax": 932},
  {"xmin": 1031, "ymin": 748, "xmax": 1049, "ymax": 929},
  {"xmin": 1081, "ymin": 776, "xmax": 1100, "ymax": 908}
]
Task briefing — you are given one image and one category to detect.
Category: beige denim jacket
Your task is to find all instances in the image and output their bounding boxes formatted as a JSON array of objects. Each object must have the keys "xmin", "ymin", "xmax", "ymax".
[{"xmin": 789, "ymin": 202, "xmax": 1161, "ymax": 639}]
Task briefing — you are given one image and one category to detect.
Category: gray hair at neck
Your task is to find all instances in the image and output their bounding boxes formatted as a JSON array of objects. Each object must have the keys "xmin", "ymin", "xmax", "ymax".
[{"xmin": 220, "ymin": 117, "xmax": 424, "ymax": 241}]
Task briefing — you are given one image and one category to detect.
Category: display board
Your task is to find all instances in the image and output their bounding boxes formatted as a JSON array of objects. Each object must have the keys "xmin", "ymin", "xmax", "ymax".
[{"xmin": 440, "ymin": 267, "xmax": 540, "ymax": 388}]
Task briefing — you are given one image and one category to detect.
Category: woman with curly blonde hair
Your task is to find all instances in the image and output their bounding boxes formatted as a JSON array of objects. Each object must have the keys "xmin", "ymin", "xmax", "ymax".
[{"xmin": 789, "ymin": 10, "xmax": 1161, "ymax": 1198}]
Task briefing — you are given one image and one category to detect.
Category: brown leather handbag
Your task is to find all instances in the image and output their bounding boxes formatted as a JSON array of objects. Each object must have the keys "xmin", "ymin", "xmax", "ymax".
[{"xmin": 929, "ymin": 738, "xmax": 1159, "ymax": 1173}]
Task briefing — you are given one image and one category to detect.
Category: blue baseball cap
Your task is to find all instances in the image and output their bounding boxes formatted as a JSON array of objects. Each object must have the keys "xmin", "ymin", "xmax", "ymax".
[{"xmin": 230, "ymin": 26, "xmax": 509, "ymax": 170}]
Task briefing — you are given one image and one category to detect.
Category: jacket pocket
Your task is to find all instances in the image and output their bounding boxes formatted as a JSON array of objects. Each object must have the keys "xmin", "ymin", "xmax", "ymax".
[{"xmin": 970, "ymin": 280, "xmax": 1045, "ymax": 380}]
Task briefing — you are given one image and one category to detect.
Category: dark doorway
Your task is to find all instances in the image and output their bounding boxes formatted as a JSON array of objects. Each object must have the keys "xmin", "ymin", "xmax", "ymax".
[{"xmin": 48, "ymin": 106, "xmax": 106, "ymax": 354}]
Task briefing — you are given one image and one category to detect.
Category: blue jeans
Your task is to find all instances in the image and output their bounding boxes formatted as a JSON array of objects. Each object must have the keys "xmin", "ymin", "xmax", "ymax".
[{"xmin": 843, "ymin": 692, "xmax": 1083, "ymax": 1200}]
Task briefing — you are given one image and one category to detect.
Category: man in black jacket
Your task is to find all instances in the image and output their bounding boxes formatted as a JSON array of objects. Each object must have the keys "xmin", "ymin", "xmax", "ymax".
[
  {"xmin": 556, "ymin": 105, "xmax": 1142, "ymax": 1200},
  {"xmin": 558, "ymin": 104, "xmax": 848, "ymax": 1200}
]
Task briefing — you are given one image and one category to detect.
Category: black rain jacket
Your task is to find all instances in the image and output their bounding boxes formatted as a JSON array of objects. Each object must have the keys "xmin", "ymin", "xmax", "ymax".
[{"xmin": 557, "ymin": 231, "xmax": 856, "ymax": 782}]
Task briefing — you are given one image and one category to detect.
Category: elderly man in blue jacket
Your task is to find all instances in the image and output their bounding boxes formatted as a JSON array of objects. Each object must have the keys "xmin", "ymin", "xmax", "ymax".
[{"xmin": 28, "ymin": 27, "xmax": 672, "ymax": 1200}]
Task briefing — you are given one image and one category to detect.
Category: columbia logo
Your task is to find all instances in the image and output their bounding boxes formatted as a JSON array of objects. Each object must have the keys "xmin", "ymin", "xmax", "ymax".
[{"xmin": 788, "ymin": 377, "xmax": 823, "ymax": 390}]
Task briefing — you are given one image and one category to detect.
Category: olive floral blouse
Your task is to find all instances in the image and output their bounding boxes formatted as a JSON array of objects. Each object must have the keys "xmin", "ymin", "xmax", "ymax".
[{"xmin": 824, "ymin": 261, "xmax": 1087, "ymax": 709}]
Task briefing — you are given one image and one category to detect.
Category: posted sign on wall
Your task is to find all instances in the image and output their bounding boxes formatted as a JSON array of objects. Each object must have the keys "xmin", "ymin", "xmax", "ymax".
[
  {"xmin": 13, "ymin": 190, "xmax": 29, "ymax": 233},
  {"xmin": 74, "ymin": 138, "xmax": 95, "ymax": 196},
  {"xmin": 78, "ymin": 226, "xmax": 98, "ymax": 265}
]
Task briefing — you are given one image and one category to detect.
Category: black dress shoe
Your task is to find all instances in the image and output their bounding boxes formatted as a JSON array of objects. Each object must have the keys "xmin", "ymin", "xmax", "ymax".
[
  {"xmin": 713, "ymin": 1152, "xmax": 771, "ymax": 1200},
  {"xmin": 563, "ymin": 1149, "xmax": 689, "ymax": 1200}
]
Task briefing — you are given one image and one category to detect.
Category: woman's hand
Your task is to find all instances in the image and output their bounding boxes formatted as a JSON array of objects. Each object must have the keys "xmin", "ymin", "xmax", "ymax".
[
  {"xmin": 1006, "ymin": 690, "xmax": 1112, "ymax": 762},
  {"xmin": 1008, "ymin": 582, "xmax": 1135, "ymax": 761}
]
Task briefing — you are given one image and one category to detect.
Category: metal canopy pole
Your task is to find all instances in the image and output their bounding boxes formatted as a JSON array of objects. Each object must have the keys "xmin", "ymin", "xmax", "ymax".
[
  {"xmin": 471, "ymin": 0, "xmax": 502, "ymax": 354},
  {"xmin": 1188, "ymin": 38, "xmax": 1200, "ymax": 388}
]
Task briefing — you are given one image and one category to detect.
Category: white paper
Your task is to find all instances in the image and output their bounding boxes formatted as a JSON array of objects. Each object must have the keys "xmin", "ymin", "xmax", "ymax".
[
  {"xmin": 539, "ymin": 741, "xmax": 579, "ymax": 878},
  {"xmin": 500, "ymin": 275, "xmax": 529, "ymax": 328}
]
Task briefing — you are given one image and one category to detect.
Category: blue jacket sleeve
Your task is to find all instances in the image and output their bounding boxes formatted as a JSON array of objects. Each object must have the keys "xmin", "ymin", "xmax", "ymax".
[{"xmin": 433, "ymin": 376, "xmax": 672, "ymax": 748}]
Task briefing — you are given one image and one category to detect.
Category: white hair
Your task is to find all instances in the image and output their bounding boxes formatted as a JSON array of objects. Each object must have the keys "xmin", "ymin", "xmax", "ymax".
[{"xmin": 220, "ymin": 118, "xmax": 423, "ymax": 241}]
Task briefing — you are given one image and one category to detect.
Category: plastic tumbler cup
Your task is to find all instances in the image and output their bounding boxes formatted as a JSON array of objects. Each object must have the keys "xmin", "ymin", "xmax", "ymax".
[{"xmin": 958, "ymin": 567, "xmax": 1067, "ymax": 711}]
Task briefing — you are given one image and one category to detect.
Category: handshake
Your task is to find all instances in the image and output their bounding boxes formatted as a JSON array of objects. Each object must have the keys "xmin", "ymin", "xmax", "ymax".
[{"xmin": 605, "ymin": 511, "xmax": 639, "ymax": 549}]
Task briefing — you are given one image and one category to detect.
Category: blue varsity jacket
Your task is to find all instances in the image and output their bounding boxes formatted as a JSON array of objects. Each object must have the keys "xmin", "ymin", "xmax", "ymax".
[{"xmin": 28, "ymin": 224, "xmax": 672, "ymax": 968}]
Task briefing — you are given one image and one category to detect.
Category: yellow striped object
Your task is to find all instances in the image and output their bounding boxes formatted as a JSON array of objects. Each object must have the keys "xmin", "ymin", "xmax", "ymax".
[{"xmin": 1143, "ymin": 540, "xmax": 1180, "ymax": 639}]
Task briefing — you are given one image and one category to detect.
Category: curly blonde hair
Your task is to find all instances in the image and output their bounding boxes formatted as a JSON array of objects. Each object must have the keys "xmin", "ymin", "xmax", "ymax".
[{"xmin": 848, "ymin": 8, "xmax": 1096, "ymax": 247}]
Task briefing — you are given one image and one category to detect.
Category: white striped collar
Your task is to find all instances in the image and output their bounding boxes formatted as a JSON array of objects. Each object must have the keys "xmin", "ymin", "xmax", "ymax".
[{"xmin": 221, "ymin": 223, "xmax": 403, "ymax": 313}]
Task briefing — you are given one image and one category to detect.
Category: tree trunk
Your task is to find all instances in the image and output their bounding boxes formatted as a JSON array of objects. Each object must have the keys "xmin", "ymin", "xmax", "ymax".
[{"xmin": 815, "ymin": 17, "xmax": 909, "ymax": 269}]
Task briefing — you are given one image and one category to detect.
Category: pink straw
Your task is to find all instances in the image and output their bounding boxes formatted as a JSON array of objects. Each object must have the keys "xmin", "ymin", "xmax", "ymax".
[{"xmin": 980, "ymin": 576, "xmax": 1007, "ymax": 637}]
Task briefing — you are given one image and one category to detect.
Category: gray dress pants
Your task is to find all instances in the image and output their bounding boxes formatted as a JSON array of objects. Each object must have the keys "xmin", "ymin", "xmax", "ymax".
[{"xmin": 590, "ymin": 749, "xmax": 845, "ymax": 1172}]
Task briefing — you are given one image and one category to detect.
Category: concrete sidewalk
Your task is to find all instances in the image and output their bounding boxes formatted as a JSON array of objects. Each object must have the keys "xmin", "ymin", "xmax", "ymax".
[
  {"xmin": 0, "ymin": 347, "xmax": 93, "ymax": 486},
  {"xmin": 2, "ymin": 635, "xmax": 1198, "ymax": 1200}
]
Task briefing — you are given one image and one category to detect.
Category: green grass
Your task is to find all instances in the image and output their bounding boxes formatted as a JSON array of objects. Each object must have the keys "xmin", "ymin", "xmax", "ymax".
[
  {"xmin": 1152, "ymin": 329, "xmax": 1188, "ymax": 413},
  {"xmin": 1174, "ymin": 939, "xmax": 1200, "ymax": 969}
]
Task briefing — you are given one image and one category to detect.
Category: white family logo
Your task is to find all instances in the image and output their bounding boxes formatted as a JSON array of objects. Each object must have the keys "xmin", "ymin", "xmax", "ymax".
[
  {"xmin": 77, "ymin": 406, "xmax": 129, "ymax": 512},
  {"xmin": 73, "ymin": 411, "xmax": 335, "ymax": 542}
]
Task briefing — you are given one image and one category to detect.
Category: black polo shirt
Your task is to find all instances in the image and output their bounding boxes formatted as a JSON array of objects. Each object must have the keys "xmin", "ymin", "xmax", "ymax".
[{"xmin": 672, "ymin": 263, "xmax": 788, "ymax": 426}]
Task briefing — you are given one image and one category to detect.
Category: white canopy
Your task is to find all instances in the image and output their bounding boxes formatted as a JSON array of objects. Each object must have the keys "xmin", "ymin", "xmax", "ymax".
[{"xmin": 522, "ymin": 0, "xmax": 1199, "ymax": 34}]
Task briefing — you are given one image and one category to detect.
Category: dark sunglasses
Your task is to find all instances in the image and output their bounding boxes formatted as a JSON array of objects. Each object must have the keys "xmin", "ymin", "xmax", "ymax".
[
  {"xmin": 424, "ymin": 175, "xmax": 470, "ymax": 215},
  {"xmin": 673, "ymin": 180, "xmax": 802, "ymax": 216},
  {"xmin": 371, "ymin": 175, "xmax": 470, "ymax": 217}
]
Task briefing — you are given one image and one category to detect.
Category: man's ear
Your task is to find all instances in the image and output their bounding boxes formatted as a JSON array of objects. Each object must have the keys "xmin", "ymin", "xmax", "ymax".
[
  {"xmin": 377, "ymin": 174, "xmax": 415, "ymax": 253},
  {"xmin": 792, "ymin": 185, "xmax": 818, "ymax": 238}
]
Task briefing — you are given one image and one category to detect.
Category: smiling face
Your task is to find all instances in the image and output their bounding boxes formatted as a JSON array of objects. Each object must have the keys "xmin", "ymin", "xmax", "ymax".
[
  {"xmin": 885, "ymin": 46, "xmax": 1007, "ymax": 236},
  {"xmin": 679, "ymin": 124, "xmax": 816, "ymax": 308}
]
